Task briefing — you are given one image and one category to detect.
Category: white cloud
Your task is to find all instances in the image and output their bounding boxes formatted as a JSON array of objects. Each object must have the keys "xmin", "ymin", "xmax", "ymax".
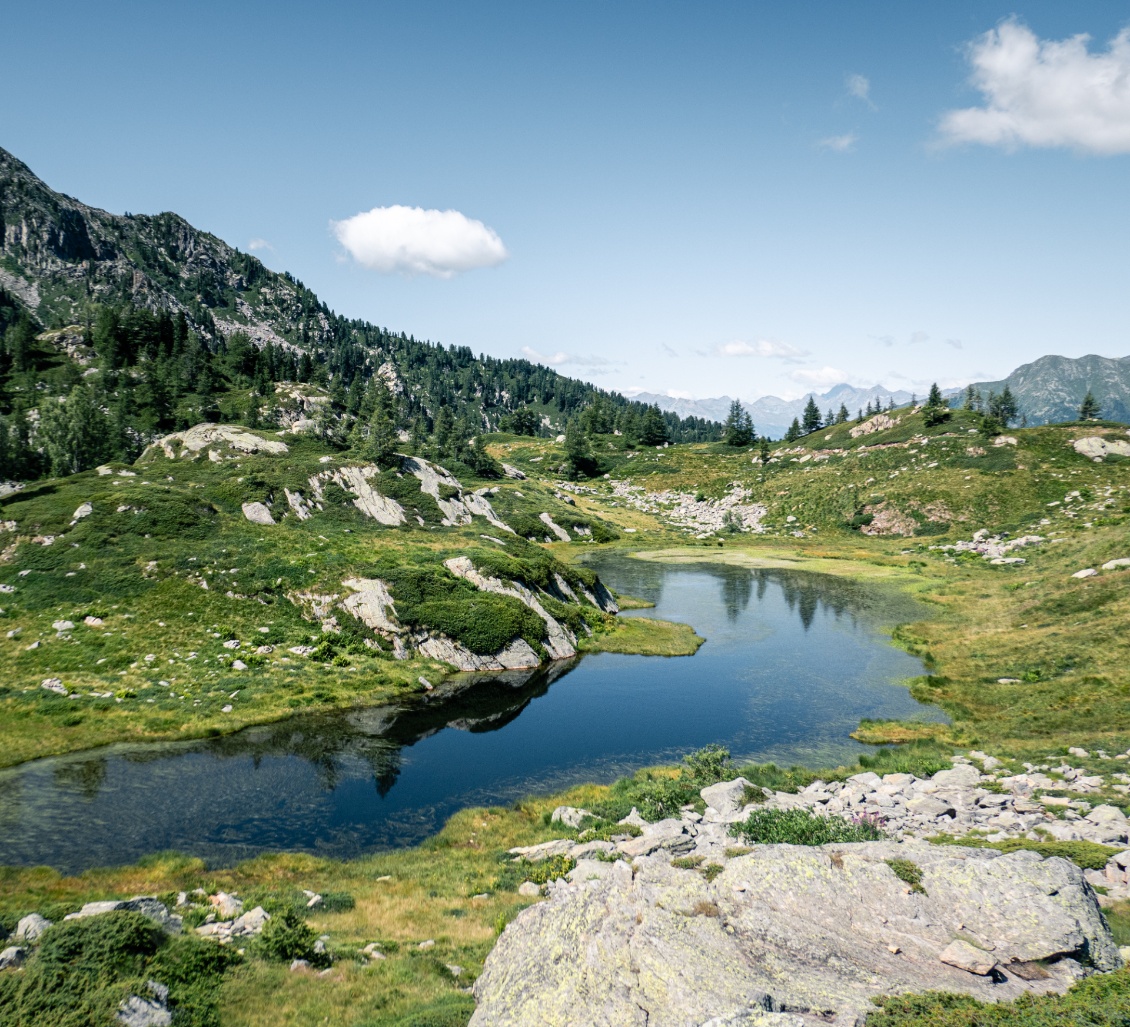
[
  {"xmin": 332, "ymin": 205, "xmax": 508, "ymax": 277},
  {"xmin": 939, "ymin": 20, "xmax": 1130, "ymax": 154},
  {"xmin": 818, "ymin": 133, "xmax": 857, "ymax": 152},
  {"xmin": 248, "ymin": 238, "xmax": 274, "ymax": 252},
  {"xmin": 846, "ymin": 73, "xmax": 876, "ymax": 109},
  {"xmin": 716, "ymin": 339, "xmax": 809, "ymax": 362},
  {"xmin": 521, "ymin": 346, "xmax": 615, "ymax": 370},
  {"xmin": 788, "ymin": 365, "xmax": 852, "ymax": 389},
  {"xmin": 908, "ymin": 330, "xmax": 930, "ymax": 345},
  {"xmin": 944, "ymin": 337, "xmax": 964, "ymax": 350}
]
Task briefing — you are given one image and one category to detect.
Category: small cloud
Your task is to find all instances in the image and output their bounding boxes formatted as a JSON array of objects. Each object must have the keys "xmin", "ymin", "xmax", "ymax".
[
  {"xmin": 908, "ymin": 331, "xmax": 930, "ymax": 345},
  {"xmin": 846, "ymin": 73, "xmax": 876, "ymax": 108},
  {"xmin": 332, "ymin": 205, "xmax": 508, "ymax": 277},
  {"xmin": 661, "ymin": 343, "xmax": 680, "ymax": 358},
  {"xmin": 818, "ymin": 133, "xmax": 858, "ymax": 152},
  {"xmin": 944, "ymin": 338, "xmax": 963, "ymax": 349},
  {"xmin": 938, "ymin": 19, "xmax": 1130, "ymax": 154},
  {"xmin": 248, "ymin": 238, "xmax": 274, "ymax": 252},
  {"xmin": 873, "ymin": 334, "xmax": 896, "ymax": 348},
  {"xmin": 716, "ymin": 339, "xmax": 809, "ymax": 362},
  {"xmin": 788, "ymin": 365, "xmax": 851, "ymax": 389},
  {"xmin": 521, "ymin": 346, "xmax": 616, "ymax": 370}
]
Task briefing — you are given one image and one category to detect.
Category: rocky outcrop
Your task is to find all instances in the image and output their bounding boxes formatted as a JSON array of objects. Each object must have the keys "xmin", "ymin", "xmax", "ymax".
[
  {"xmin": 472, "ymin": 842, "xmax": 1119, "ymax": 1027},
  {"xmin": 306, "ymin": 464, "xmax": 405, "ymax": 525},
  {"xmin": 416, "ymin": 635, "xmax": 542, "ymax": 671},
  {"xmin": 143, "ymin": 423, "xmax": 289, "ymax": 461},
  {"xmin": 850, "ymin": 412, "xmax": 899, "ymax": 437},
  {"xmin": 403, "ymin": 457, "xmax": 512, "ymax": 531},
  {"xmin": 444, "ymin": 556, "xmax": 576, "ymax": 660},
  {"xmin": 341, "ymin": 578, "xmax": 402, "ymax": 635},
  {"xmin": 1074, "ymin": 435, "xmax": 1130, "ymax": 460},
  {"xmin": 538, "ymin": 511, "xmax": 571, "ymax": 542}
]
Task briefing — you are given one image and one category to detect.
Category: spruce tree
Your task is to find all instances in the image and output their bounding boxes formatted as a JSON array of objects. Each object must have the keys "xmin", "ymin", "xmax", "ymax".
[
  {"xmin": 723, "ymin": 400, "xmax": 753, "ymax": 446},
  {"xmin": 837, "ymin": 403, "xmax": 848, "ymax": 424},
  {"xmin": 784, "ymin": 417, "xmax": 801, "ymax": 442},
  {"xmin": 801, "ymin": 396, "xmax": 821, "ymax": 434},
  {"xmin": 1079, "ymin": 390, "xmax": 1101, "ymax": 420}
]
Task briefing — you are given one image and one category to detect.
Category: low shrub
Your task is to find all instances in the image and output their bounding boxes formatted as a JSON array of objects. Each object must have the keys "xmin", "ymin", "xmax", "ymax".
[
  {"xmin": 320, "ymin": 891, "xmax": 356, "ymax": 913},
  {"xmin": 866, "ymin": 967, "xmax": 1130, "ymax": 1026},
  {"xmin": 730, "ymin": 808, "xmax": 886, "ymax": 845},
  {"xmin": 929, "ymin": 835, "xmax": 1121, "ymax": 870},
  {"xmin": 885, "ymin": 858, "xmax": 926, "ymax": 894},
  {"xmin": 251, "ymin": 908, "xmax": 326, "ymax": 967}
]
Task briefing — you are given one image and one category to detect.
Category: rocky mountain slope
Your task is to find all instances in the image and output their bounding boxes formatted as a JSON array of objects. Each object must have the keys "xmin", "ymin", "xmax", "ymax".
[
  {"xmin": 969, "ymin": 353, "xmax": 1130, "ymax": 426},
  {"xmin": 0, "ymin": 145, "xmax": 717, "ymax": 441}
]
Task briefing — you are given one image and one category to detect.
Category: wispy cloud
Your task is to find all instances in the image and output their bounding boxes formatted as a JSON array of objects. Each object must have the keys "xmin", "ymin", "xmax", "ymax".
[
  {"xmin": 846, "ymin": 73, "xmax": 876, "ymax": 109},
  {"xmin": 248, "ymin": 238, "xmax": 274, "ymax": 252},
  {"xmin": 939, "ymin": 19, "xmax": 1130, "ymax": 154},
  {"xmin": 944, "ymin": 338, "xmax": 964, "ymax": 350},
  {"xmin": 661, "ymin": 343, "xmax": 680, "ymax": 358},
  {"xmin": 818, "ymin": 133, "xmax": 857, "ymax": 152},
  {"xmin": 715, "ymin": 339, "xmax": 809, "ymax": 362},
  {"xmin": 332, "ymin": 205, "xmax": 508, "ymax": 277},
  {"xmin": 521, "ymin": 346, "xmax": 616, "ymax": 371},
  {"xmin": 788, "ymin": 365, "xmax": 851, "ymax": 389}
]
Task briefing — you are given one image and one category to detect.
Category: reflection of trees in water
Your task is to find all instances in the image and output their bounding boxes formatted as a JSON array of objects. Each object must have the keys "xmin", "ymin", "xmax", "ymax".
[
  {"xmin": 721, "ymin": 571, "xmax": 753, "ymax": 622},
  {"xmin": 53, "ymin": 757, "xmax": 108, "ymax": 799},
  {"xmin": 579, "ymin": 555, "xmax": 667, "ymax": 607},
  {"xmin": 94, "ymin": 659, "xmax": 584, "ymax": 801},
  {"xmin": 759, "ymin": 569, "xmax": 916, "ymax": 633}
]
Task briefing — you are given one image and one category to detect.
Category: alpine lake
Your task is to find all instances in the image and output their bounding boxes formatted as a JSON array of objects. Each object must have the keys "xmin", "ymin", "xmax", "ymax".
[{"xmin": 0, "ymin": 554, "xmax": 944, "ymax": 872}]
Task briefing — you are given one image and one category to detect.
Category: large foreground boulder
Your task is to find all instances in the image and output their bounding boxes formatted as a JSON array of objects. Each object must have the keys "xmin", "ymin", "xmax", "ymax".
[{"xmin": 471, "ymin": 841, "xmax": 1119, "ymax": 1026}]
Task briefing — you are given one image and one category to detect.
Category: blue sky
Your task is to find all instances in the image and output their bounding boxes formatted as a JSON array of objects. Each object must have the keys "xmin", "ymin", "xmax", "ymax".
[{"xmin": 3, "ymin": 1, "xmax": 1129, "ymax": 401}]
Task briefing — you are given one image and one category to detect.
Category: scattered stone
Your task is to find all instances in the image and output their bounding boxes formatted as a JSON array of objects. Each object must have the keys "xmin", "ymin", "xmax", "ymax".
[
  {"xmin": 0, "ymin": 946, "xmax": 26, "ymax": 969},
  {"xmin": 701, "ymin": 778, "xmax": 753, "ymax": 817},
  {"xmin": 551, "ymin": 806, "xmax": 593, "ymax": 829},
  {"xmin": 241, "ymin": 502, "xmax": 275, "ymax": 526},
  {"xmin": 210, "ymin": 892, "xmax": 243, "ymax": 920},
  {"xmin": 231, "ymin": 659, "xmax": 248, "ymax": 670},
  {"xmin": 1072, "ymin": 568, "xmax": 1098, "ymax": 579},
  {"xmin": 939, "ymin": 939, "xmax": 998, "ymax": 976},
  {"xmin": 1102, "ymin": 558, "xmax": 1130, "ymax": 571},
  {"xmin": 518, "ymin": 881, "xmax": 542, "ymax": 897},
  {"xmin": 52, "ymin": 619, "xmax": 75, "ymax": 631},
  {"xmin": 65, "ymin": 897, "xmax": 181, "ymax": 933},
  {"xmin": 418, "ymin": 939, "xmax": 435, "ymax": 950},
  {"xmin": 40, "ymin": 678, "xmax": 67, "ymax": 694},
  {"xmin": 290, "ymin": 959, "xmax": 311, "ymax": 972},
  {"xmin": 1073, "ymin": 436, "xmax": 1130, "ymax": 460},
  {"xmin": 231, "ymin": 907, "xmax": 270, "ymax": 936},
  {"xmin": 1068, "ymin": 747, "xmax": 1091, "ymax": 759},
  {"xmin": 222, "ymin": 639, "xmax": 241, "ymax": 649},
  {"xmin": 14, "ymin": 913, "xmax": 52, "ymax": 943},
  {"xmin": 116, "ymin": 991, "xmax": 171, "ymax": 1027}
]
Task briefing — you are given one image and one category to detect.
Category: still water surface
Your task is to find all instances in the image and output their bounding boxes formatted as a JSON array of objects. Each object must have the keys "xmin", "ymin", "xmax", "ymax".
[{"xmin": 0, "ymin": 555, "xmax": 943, "ymax": 871}]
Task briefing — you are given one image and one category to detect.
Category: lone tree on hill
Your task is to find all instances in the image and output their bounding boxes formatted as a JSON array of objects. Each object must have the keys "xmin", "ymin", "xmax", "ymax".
[
  {"xmin": 723, "ymin": 400, "xmax": 755, "ymax": 446},
  {"xmin": 758, "ymin": 437, "xmax": 771, "ymax": 464},
  {"xmin": 923, "ymin": 382, "xmax": 951, "ymax": 427},
  {"xmin": 1079, "ymin": 390, "xmax": 1101, "ymax": 420},
  {"xmin": 836, "ymin": 403, "xmax": 849, "ymax": 424},
  {"xmin": 801, "ymin": 396, "xmax": 821, "ymax": 434},
  {"xmin": 564, "ymin": 416, "xmax": 594, "ymax": 478},
  {"xmin": 784, "ymin": 417, "xmax": 802, "ymax": 442},
  {"xmin": 988, "ymin": 385, "xmax": 1019, "ymax": 427}
]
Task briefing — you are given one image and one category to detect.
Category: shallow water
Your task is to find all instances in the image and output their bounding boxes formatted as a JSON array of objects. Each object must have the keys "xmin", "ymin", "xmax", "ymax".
[{"xmin": 0, "ymin": 555, "xmax": 943, "ymax": 872}]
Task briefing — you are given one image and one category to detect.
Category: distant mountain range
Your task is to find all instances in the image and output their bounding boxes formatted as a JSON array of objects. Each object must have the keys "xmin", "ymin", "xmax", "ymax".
[
  {"xmin": 634, "ymin": 384, "xmax": 916, "ymax": 439},
  {"xmin": 639, "ymin": 354, "xmax": 1130, "ymax": 437}
]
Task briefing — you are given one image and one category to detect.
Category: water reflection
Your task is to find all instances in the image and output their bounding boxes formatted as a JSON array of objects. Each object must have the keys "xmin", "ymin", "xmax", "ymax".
[{"xmin": 0, "ymin": 558, "xmax": 944, "ymax": 872}]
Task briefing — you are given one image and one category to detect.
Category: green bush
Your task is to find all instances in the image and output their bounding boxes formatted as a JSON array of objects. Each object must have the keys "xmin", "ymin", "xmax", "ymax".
[
  {"xmin": 930, "ymin": 835, "xmax": 1121, "ymax": 870},
  {"xmin": 0, "ymin": 911, "xmax": 235, "ymax": 1027},
  {"xmin": 320, "ymin": 891, "xmax": 356, "ymax": 913},
  {"xmin": 885, "ymin": 858, "xmax": 926, "ymax": 894},
  {"xmin": 496, "ymin": 854, "xmax": 575, "ymax": 891},
  {"xmin": 866, "ymin": 967, "xmax": 1130, "ymax": 1026},
  {"xmin": 730, "ymin": 808, "xmax": 885, "ymax": 845},
  {"xmin": 683, "ymin": 744, "xmax": 733, "ymax": 781},
  {"xmin": 251, "ymin": 908, "xmax": 326, "ymax": 966}
]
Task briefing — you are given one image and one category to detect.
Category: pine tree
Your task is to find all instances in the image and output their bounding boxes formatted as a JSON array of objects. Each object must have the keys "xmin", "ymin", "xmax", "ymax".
[
  {"xmin": 564, "ymin": 416, "xmax": 593, "ymax": 478},
  {"xmin": 784, "ymin": 417, "xmax": 801, "ymax": 442},
  {"xmin": 801, "ymin": 396, "xmax": 821, "ymax": 434},
  {"xmin": 758, "ymin": 437, "xmax": 771, "ymax": 464},
  {"xmin": 1079, "ymin": 390, "xmax": 1101, "ymax": 420},
  {"xmin": 723, "ymin": 400, "xmax": 753, "ymax": 446},
  {"xmin": 837, "ymin": 404, "xmax": 848, "ymax": 424},
  {"xmin": 989, "ymin": 385, "xmax": 1018, "ymax": 427},
  {"xmin": 923, "ymin": 382, "xmax": 951, "ymax": 427},
  {"xmin": 962, "ymin": 385, "xmax": 976, "ymax": 410},
  {"xmin": 639, "ymin": 405, "xmax": 670, "ymax": 446}
]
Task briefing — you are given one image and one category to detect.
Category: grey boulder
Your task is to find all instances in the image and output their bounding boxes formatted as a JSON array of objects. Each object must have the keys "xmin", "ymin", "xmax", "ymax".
[
  {"xmin": 14, "ymin": 913, "xmax": 52, "ymax": 943},
  {"xmin": 470, "ymin": 841, "xmax": 1119, "ymax": 1027}
]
